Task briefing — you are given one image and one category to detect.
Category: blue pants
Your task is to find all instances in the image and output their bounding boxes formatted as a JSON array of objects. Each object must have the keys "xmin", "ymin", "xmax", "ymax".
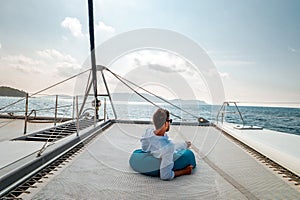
[{"xmin": 129, "ymin": 149, "xmax": 196, "ymax": 176}]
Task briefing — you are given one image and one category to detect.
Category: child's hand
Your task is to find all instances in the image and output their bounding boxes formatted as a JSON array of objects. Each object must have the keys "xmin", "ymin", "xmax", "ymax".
[{"xmin": 186, "ymin": 141, "xmax": 192, "ymax": 148}]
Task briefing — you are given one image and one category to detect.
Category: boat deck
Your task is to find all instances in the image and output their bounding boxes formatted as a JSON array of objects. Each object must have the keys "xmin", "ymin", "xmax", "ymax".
[
  {"xmin": 0, "ymin": 119, "xmax": 56, "ymax": 142},
  {"xmin": 15, "ymin": 122, "xmax": 299, "ymax": 199},
  {"xmin": 216, "ymin": 122, "xmax": 300, "ymax": 177}
]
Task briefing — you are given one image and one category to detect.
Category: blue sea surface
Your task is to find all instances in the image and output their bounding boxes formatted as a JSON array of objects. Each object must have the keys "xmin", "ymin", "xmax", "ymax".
[
  {"xmin": 0, "ymin": 96, "xmax": 74, "ymax": 118},
  {"xmin": 0, "ymin": 96, "xmax": 299, "ymax": 136},
  {"xmin": 221, "ymin": 106, "xmax": 300, "ymax": 135}
]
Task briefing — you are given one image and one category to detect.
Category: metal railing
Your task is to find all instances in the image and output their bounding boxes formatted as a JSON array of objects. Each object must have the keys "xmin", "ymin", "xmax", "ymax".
[{"xmin": 216, "ymin": 102, "xmax": 245, "ymax": 126}]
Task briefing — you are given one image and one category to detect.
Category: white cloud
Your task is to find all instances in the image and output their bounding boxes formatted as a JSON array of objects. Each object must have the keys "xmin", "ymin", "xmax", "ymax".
[
  {"xmin": 0, "ymin": 49, "xmax": 82, "ymax": 94},
  {"xmin": 37, "ymin": 49, "xmax": 77, "ymax": 63},
  {"xmin": 0, "ymin": 54, "xmax": 43, "ymax": 92},
  {"xmin": 0, "ymin": 42, "xmax": 2, "ymax": 49},
  {"xmin": 36, "ymin": 49, "xmax": 81, "ymax": 77},
  {"xmin": 60, "ymin": 17, "xmax": 115, "ymax": 42},
  {"xmin": 288, "ymin": 46, "xmax": 296, "ymax": 53},
  {"xmin": 109, "ymin": 50, "xmax": 210, "ymax": 101},
  {"xmin": 0, "ymin": 54, "xmax": 42, "ymax": 73},
  {"xmin": 0, "ymin": 49, "xmax": 81, "ymax": 80},
  {"xmin": 219, "ymin": 72, "xmax": 230, "ymax": 79},
  {"xmin": 95, "ymin": 21, "xmax": 115, "ymax": 33},
  {"xmin": 61, "ymin": 17, "xmax": 84, "ymax": 38},
  {"xmin": 127, "ymin": 50, "xmax": 187, "ymax": 71}
]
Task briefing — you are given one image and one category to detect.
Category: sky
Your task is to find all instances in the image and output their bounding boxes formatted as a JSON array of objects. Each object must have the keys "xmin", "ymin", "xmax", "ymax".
[{"xmin": 0, "ymin": 0, "xmax": 299, "ymax": 107}]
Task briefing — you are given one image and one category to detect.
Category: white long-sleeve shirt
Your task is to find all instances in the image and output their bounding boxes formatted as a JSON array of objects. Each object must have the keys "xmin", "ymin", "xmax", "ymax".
[{"xmin": 140, "ymin": 127, "xmax": 187, "ymax": 180}]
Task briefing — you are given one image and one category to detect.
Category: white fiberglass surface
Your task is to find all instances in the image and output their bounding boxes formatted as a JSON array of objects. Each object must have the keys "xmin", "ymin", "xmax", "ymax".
[
  {"xmin": 219, "ymin": 122, "xmax": 300, "ymax": 177},
  {"xmin": 28, "ymin": 123, "xmax": 299, "ymax": 199}
]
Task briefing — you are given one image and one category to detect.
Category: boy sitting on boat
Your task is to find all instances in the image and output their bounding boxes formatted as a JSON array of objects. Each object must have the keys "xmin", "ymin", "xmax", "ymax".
[{"xmin": 130, "ymin": 108, "xmax": 196, "ymax": 180}]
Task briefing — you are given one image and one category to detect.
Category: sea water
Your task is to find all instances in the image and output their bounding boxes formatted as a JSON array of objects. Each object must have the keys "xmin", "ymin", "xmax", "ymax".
[{"xmin": 0, "ymin": 96, "xmax": 299, "ymax": 136}]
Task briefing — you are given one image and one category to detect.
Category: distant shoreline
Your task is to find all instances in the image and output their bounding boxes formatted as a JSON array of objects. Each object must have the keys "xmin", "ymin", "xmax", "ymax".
[
  {"xmin": 0, "ymin": 91, "xmax": 299, "ymax": 109},
  {"xmin": 0, "ymin": 86, "xmax": 26, "ymax": 97}
]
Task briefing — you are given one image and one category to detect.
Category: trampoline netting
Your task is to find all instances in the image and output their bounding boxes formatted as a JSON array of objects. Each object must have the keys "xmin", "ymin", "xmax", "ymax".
[{"xmin": 25, "ymin": 123, "xmax": 299, "ymax": 199}]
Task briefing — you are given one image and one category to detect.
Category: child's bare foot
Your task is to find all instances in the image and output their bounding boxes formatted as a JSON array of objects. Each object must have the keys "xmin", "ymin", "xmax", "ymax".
[
  {"xmin": 174, "ymin": 165, "xmax": 194, "ymax": 177},
  {"xmin": 184, "ymin": 165, "xmax": 193, "ymax": 175}
]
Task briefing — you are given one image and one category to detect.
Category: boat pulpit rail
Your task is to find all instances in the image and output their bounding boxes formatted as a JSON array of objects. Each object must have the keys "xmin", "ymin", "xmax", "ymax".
[
  {"xmin": 216, "ymin": 102, "xmax": 245, "ymax": 125},
  {"xmin": 216, "ymin": 102, "xmax": 264, "ymax": 130}
]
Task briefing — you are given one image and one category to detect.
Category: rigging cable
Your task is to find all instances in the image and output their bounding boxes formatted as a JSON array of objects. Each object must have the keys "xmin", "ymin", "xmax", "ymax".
[
  {"xmin": 106, "ymin": 68, "xmax": 202, "ymax": 120},
  {"xmin": 0, "ymin": 69, "xmax": 90, "ymax": 111},
  {"xmin": 106, "ymin": 69, "xmax": 182, "ymax": 119}
]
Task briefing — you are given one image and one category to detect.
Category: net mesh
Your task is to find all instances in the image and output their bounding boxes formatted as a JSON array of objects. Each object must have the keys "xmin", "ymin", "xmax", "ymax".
[{"xmin": 29, "ymin": 123, "xmax": 300, "ymax": 199}]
